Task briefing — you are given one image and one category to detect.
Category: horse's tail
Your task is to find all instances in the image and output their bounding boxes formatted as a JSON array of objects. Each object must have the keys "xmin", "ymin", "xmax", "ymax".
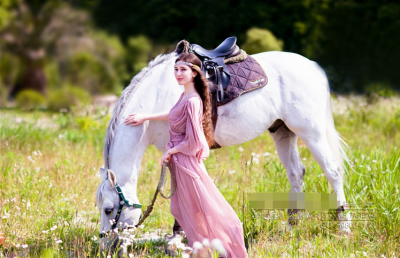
[{"xmin": 325, "ymin": 89, "xmax": 349, "ymax": 178}]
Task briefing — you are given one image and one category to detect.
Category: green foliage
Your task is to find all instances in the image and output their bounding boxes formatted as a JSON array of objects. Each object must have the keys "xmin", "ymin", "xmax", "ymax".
[
  {"xmin": 242, "ymin": 28, "xmax": 283, "ymax": 54},
  {"xmin": 0, "ymin": 96, "xmax": 400, "ymax": 256},
  {"xmin": 48, "ymin": 85, "xmax": 92, "ymax": 111},
  {"xmin": 127, "ymin": 35, "xmax": 152, "ymax": 75},
  {"xmin": 15, "ymin": 89, "xmax": 46, "ymax": 110}
]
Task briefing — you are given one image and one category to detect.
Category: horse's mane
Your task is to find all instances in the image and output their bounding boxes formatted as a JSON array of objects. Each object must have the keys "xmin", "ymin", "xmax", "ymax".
[{"xmin": 103, "ymin": 52, "xmax": 176, "ymax": 168}]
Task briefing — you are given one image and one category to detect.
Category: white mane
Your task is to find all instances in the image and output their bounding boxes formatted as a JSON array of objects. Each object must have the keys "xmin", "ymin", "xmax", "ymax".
[{"xmin": 103, "ymin": 52, "xmax": 176, "ymax": 168}]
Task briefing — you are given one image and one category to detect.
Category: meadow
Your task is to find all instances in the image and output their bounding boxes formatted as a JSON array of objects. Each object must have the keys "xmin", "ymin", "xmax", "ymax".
[{"xmin": 0, "ymin": 95, "xmax": 399, "ymax": 257}]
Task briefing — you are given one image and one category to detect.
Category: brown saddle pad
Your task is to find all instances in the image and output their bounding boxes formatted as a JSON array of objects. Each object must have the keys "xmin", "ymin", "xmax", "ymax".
[
  {"xmin": 209, "ymin": 55, "xmax": 268, "ymax": 149},
  {"xmin": 215, "ymin": 55, "xmax": 268, "ymax": 106}
]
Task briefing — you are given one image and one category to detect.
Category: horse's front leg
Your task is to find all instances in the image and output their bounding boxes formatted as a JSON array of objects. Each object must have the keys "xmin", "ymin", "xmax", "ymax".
[{"xmin": 269, "ymin": 121, "xmax": 306, "ymax": 228}]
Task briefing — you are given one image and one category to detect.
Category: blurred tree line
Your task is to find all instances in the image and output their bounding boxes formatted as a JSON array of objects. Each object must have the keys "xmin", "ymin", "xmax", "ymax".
[{"xmin": 0, "ymin": 0, "xmax": 398, "ymax": 109}]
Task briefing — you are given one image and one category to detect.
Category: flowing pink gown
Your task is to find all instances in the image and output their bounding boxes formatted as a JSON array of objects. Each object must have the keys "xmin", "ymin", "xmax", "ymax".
[{"xmin": 166, "ymin": 91, "xmax": 248, "ymax": 258}]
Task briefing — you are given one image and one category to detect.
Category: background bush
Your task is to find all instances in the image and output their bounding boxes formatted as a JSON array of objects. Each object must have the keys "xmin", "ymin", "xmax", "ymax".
[
  {"xmin": 48, "ymin": 85, "xmax": 92, "ymax": 111},
  {"xmin": 15, "ymin": 89, "xmax": 47, "ymax": 110}
]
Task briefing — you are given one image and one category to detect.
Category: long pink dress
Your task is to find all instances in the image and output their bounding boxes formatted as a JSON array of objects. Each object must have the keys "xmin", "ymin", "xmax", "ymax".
[{"xmin": 166, "ymin": 91, "xmax": 248, "ymax": 258}]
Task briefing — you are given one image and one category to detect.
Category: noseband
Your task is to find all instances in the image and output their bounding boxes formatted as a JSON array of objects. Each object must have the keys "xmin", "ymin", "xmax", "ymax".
[
  {"xmin": 99, "ymin": 161, "xmax": 175, "ymax": 239},
  {"xmin": 99, "ymin": 181, "xmax": 142, "ymax": 238}
]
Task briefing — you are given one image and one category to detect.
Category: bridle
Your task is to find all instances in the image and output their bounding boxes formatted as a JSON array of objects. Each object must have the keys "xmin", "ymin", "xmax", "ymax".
[
  {"xmin": 99, "ymin": 160, "xmax": 176, "ymax": 239},
  {"xmin": 99, "ymin": 181, "xmax": 142, "ymax": 238}
]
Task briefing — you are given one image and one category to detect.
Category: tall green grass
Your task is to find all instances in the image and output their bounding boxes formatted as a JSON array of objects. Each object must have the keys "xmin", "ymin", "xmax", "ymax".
[{"xmin": 0, "ymin": 95, "xmax": 399, "ymax": 257}]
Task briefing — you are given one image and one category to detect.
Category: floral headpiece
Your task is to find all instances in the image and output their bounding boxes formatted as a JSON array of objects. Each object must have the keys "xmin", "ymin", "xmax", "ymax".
[{"xmin": 175, "ymin": 61, "xmax": 200, "ymax": 70}]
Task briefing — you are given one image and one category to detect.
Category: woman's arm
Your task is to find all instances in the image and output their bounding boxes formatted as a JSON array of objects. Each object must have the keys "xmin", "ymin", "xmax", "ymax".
[{"xmin": 124, "ymin": 111, "xmax": 169, "ymax": 126}]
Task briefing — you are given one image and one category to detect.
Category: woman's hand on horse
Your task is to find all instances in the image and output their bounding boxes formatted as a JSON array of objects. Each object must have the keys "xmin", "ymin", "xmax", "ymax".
[{"xmin": 124, "ymin": 114, "xmax": 146, "ymax": 127}]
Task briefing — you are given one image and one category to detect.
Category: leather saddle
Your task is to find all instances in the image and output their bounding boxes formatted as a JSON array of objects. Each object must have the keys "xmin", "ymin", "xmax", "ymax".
[{"xmin": 189, "ymin": 37, "xmax": 240, "ymax": 102}]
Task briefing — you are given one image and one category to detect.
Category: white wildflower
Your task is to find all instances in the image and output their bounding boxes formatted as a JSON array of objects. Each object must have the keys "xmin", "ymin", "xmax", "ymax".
[
  {"xmin": 193, "ymin": 241, "xmax": 203, "ymax": 254},
  {"xmin": 253, "ymin": 157, "xmax": 259, "ymax": 164},
  {"xmin": 372, "ymin": 160, "xmax": 377, "ymax": 163},
  {"xmin": 55, "ymin": 240, "xmax": 62, "ymax": 244},
  {"xmin": 15, "ymin": 243, "xmax": 20, "ymax": 248},
  {"xmin": 113, "ymin": 228, "xmax": 119, "ymax": 233},
  {"xmin": 238, "ymin": 147, "xmax": 244, "ymax": 152},
  {"xmin": 36, "ymin": 167, "xmax": 40, "ymax": 172},
  {"xmin": 381, "ymin": 254, "xmax": 386, "ymax": 258},
  {"xmin": 202, "ymin": 238, "xmax": 210, "ymax": 247},
  {"xmin": 82, "ymin": 199, "xmax": 86, "ymax": 204},
  {"xmin": 359, "ymin": 165, "xmax": 363, "ymax": 167},
  {"xmin": 251, "ymin": 152, "xmax": 256, "ymax": 156},
  {"xmin": 367, "ymin": 166, "xmax": 371, "ymax": 171},
  {"xmin": 15, "ymin": 206, "xmax": 20, "ymax": 211},
  {"xmin": 263, "ymin": 152, "xmax": 270, "ymax": 156},
  {"xmin": 229, "ymin": 170, "xmax": 236, "ymax": 174},
  {"xmin": 362, "ymin": 251, "xmax": 367, "ymax": 256},
  {"xmin": 138, "ymin": 225, "xmax": 144, "ymax": 229},
  {"xmin": 302, "ymin": 157, "xmax": 307, "ymax": 161},
  {"xmin": 33, "ymin": 151, "xmax": 38, "ymax": 156},
  {"xmin": 27, "ymin": 156, "xmax": 35, "ymax": 163},
  {"xmin": 49, "ymin": 182, "xmax": 52, "ymax": 188},
  {"xmin": 211, "ymin": 239, "xmax": 227, "ymax": 256},
  {"xmin": 176, "ymin": 243, "xmax": 186, "ymax": 250},
  {"xmin": 42, "ymin": 230, "xmax": 49, "ymax": 234},
  {"xmin": 22, "ymin": 244, "xmax": 28, "ymax": 249},
  {"xmin": 129, "ymin": 253, "xmax": 134, "ymax": 258}
]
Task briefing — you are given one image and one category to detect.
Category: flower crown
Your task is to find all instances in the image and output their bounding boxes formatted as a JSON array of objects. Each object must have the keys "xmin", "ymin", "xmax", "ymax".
[{"xmin": 175, "ymin": 61, "xmax": 200, "ymax": 70}]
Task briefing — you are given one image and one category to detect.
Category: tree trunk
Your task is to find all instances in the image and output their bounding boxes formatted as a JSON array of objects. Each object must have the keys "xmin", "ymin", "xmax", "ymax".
[{"xmin": 19, "ymin": 65, "xmax": 47, "ymax": 96}]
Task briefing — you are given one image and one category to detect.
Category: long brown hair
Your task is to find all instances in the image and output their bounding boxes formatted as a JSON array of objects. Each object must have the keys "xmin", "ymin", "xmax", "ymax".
[{"xmin": 175, "ymin": 53, "xmax": 215, "ymax": 147}]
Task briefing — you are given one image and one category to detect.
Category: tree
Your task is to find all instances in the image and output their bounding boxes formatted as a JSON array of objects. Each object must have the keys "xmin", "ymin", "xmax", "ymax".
[{"xmin": 0, "ymin": 0, "xmax": 92, "ymax": 96}]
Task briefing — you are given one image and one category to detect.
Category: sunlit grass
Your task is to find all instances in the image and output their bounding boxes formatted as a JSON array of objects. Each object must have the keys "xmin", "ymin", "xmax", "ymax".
[{"xmin": 0, "ymin": 95, "xmax": 399, "ymax": 257}]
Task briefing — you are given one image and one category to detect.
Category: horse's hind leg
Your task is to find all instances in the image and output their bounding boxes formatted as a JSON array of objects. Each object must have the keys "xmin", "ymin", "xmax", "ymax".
[
  {"xmin": 269, "ymin": 120, "xmax": 305, "ymax": 227},
  {"xmin": 295, "ymin": 129, "xmax": 352, "ymax": 233}
]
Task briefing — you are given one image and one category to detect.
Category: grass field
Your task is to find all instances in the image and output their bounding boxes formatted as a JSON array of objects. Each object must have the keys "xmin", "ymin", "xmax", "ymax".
[{"xmin": 0, "ymin": 95, "xmax": 399, "ymax": 257}]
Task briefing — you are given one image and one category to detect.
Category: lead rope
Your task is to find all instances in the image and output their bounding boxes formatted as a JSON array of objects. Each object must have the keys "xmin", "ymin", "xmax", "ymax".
[{"xmin": 136, "ymin": 159, "xmax": 176, "ymax": 226}]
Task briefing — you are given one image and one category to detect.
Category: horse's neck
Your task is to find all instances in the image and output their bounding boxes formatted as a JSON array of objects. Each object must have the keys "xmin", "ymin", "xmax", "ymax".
[{"xmin": 103, "ymin": 56, "xmax": 181, "ymax": 192}]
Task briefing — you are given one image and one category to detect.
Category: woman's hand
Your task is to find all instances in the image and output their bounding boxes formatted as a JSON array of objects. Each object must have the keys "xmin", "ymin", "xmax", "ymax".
[
  {"xmin": 160, "ymin": 152, "xmax": 171, "ymax": 166},
  {"xmin": 124, "ymin": 114, "xmax": 146, "ymax": 127}
]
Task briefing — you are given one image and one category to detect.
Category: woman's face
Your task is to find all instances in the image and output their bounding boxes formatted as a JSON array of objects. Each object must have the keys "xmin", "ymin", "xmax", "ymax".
[{"xmin": 174, "ymin": 64, "xmax": 197, "ymax": 85}]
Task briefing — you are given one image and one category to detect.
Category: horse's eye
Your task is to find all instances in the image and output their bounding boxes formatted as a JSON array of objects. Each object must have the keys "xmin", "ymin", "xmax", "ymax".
[{"xmin": 104, "ymin": 208, "xmax": 113, "ymax": 215}]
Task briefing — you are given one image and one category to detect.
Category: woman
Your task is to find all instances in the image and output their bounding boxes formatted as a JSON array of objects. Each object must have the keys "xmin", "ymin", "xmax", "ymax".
[{"xmin": 125, "ymin": 53, "xmax": 248, "ymax": 258}]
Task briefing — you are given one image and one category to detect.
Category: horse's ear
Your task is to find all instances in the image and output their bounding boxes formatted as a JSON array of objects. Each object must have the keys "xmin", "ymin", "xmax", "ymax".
[
  {"xmin": 175, "ymin": 40, "xmax": 190, "ymax": 54},
  {"xmin": 107, "ymin": 169, "xmax": 117, "ymax": 188}
]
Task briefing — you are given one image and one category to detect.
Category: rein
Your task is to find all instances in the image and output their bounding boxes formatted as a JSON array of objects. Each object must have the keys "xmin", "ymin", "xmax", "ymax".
[{"xmin": 99, "ymin": 160, "xmax": 176, "ymax": 238}]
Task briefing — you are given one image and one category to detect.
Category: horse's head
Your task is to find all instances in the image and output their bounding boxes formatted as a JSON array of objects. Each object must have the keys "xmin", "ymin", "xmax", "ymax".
[{"xmin": 96, "ymin": 169, "xmax": 141, "ymax": 253}]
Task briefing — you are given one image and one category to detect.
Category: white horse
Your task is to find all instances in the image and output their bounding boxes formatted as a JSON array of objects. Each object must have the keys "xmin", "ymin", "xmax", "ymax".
[{"xmin": 96, "ymin": 50, "xmax": 352, "ymax": 250}]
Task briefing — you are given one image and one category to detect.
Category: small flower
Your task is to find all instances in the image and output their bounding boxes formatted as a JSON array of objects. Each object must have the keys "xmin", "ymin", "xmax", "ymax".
[
  {"xmin": 381, "ymin": 254, "xmax": 386, "ymax": 258},
  {"xmin": 91, "ymin": 235, "xmax": 97, "ymax": 241},
  {"xmin": 193, "ymin": 241, "xmax": 203, "ymax": 254},
  {"xmin": 238, "ymin": 147, "xmax": 244, "ymax": 152},
  {"xmin": 33, "ymin": 151, "xmax": 38, "ymax": 156},
  {"xmin": 362, "ymin": 251, "xmax": 367, "ymax": 256},
  {"xmin": 229, "ymin": 170, "xmax": 236, "ymax": 174},
  {"xmin": 113, "ymin": 228, "xmax": 119, "ymax": 233},
  {"xmin": 15, "ymin": 243, "xmax": 21, "ymax": 248},
  {"xmin": 202, "ymin": 238, "xmax": 210, "ymax": 247},
  {"xmin": 302, "ymin": 157, "xmax": 307, "ymax": 161},
  {"xmin": 138, "ymin": 225, "xmax": 144, "ymax": 229},
  {"xmin": 372, "ymin": 160, "xmax": 377, "ymax": 163},
  {"xmin": 359, "ymin": 165, "xmax": 363, "ymax": 167},
  {"xmin": 211, "ymin": 239, "xmax": 227, "ymax": 256},
  {"xmin": 367, "ymin": 166, "xmax": 371, "ymax": 171},
  {"xmin": 82, "ymin": 199, "xmax": 86, "ymax": 204},
  {"xmin": 55, "ymin": 240, "xmax": 62, "ymax": 244},
  {"xmin": 49, "ymin": 182, "xmax": 52, "ymax": 188},
  {"xmin": 22, "ymin": 244, "xmax": 28, "ymax": 249},
  {"xmin": 129, "ymin": 253, "xmax": 134, "ymax": 258},
  {"xmin": 42, "ymin": 230, "xmax": 49, "ymax": 234},
  {"xmin": 107, "ymin": 256, "xmax": 111, "ymax": 258},
  {"xmin": 176, "ymin": 243, "xmax": 186, "ymax": 250},
  {"xmin": 251, "ymin": 152, "xmax": 256, "ymax": 156},
  {"xmin": 263, "ymin": 152, "xmax": 270, "ymax": 156}
]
